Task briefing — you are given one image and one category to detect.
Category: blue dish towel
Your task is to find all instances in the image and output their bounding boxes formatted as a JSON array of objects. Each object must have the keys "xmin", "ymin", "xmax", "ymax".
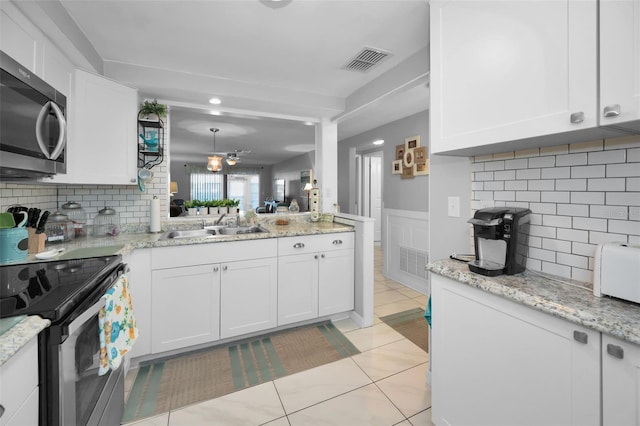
[{"xmin": 424, "ymin": 295, "xmax": 432, "ymax": 327}]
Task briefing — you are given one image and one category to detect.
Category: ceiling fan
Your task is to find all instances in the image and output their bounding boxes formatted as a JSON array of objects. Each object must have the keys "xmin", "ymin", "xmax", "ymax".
[{"xmin": 223, "ymin": 149, "xmax": 251, "ymax": 166}]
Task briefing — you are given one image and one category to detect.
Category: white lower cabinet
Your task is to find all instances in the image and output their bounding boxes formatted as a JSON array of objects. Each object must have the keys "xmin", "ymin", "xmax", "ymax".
[
  {"xmin": 151, "ymin": 264, "xmax": 220, "ymax": 354},
  {"xmin": 431, "ymin": 274, "xmax": 600, "ymax": 426},
  {"xmin": 0, "ymin": 338, "xmax": 39, "ymax": 426},
  {"xmin": 220, "ymin": 258, "xmax": 278, "ymax": 339},
  {"xmin": 602, "ymin": 334, "xmax": 640, "ymax": 425},
  {"xmin": 278, "ymin": 232, "xmax": 355, "ymax": 326},
  {"xmin": 124, "ymin": 249, "xmax": 152, "ymax": 358}
]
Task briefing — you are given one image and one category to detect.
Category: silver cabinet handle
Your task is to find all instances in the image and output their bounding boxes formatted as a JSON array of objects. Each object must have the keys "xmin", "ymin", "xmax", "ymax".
[
  {"xmin": 573, "ymin": 331, "xmax": 588, "ymax": 344},
  {"xmin": 603, "ymin": 104, "xmax": 621, "ymax": 118},
  {"xmin": 570, "ymin": 112, "xmax": 585, "ymax": 124},
  {"xmin": 213, "ymin": 266, "xmax": 219, "ymax": 272},
  {"xmin": 222, "ymin": 265, "xmax": 228, "ymax": 271},
  {"xmin": 293, "ymin": 242, "xmax": 305, "ymax": 248},
  {"xmin": 314, "ymin": 254, "xmax": 318, "ymax": 259},
  {"xmin": 321, "ymin": 254, "xmax": 325, "ymax": 258},
  {"xmin": 332, "ymin": 239, "xmax": 343, "ymax": 245},
  {"xmin": 607, "ymin": 344, "xmax": 624, "ymax": 359},
  {"xmin": 130, "ymin": 178, "xmax": 137, "ymax": 183}
]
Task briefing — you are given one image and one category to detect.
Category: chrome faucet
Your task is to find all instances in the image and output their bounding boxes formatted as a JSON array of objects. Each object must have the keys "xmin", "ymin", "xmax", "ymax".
[{"xmin": 214, "ymin": 213, "xmax": 227, "ymax": 225}]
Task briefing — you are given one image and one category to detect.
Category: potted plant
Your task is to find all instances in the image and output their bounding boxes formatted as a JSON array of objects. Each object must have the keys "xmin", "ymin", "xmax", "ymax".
[
  {"xmin": 209, "ymin": 199, "xmax": 222, "ymax": 215},
  {"xmin": 184, "ymin": 199, "xmax": 203, "ymax": 216},
  {"xmin": 231, "ymin": 199, "xmax": 241, "ymax": 213},
  {"xmin": 139, "ymin": 99, "xmax": 167, "ymax": 122}
]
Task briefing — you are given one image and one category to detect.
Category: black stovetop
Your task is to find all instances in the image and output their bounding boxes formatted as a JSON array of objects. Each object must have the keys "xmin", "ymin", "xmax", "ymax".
[{"xmin": 0, "ymin": 255, "xmax": 121, "ymax": 322}]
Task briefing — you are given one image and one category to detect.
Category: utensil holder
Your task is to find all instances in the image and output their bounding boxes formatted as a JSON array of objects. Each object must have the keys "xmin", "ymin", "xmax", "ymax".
[{"xmin": 28, "ymin": 228, "xmax": 46, "ymax": 254}]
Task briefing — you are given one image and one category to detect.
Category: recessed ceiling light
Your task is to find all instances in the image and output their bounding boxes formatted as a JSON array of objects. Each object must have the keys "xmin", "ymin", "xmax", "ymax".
[
  {"xmin": 209, "ymin": 97, "xmax": 221, "ymax": 105},
  {"xmin": 373, "ymin": 139, "xmax": 385, "ymax": 145},
  {"xmin": 303, "ymin": 121, "xmax": 314, "ymax": 126},
  {"xmin": 209, "ymin": 110, "xmax": 221, "ymax": 116}
]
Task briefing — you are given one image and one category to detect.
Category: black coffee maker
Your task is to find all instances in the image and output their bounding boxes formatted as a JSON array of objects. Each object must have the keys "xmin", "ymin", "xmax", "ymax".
[{"xmin": 467, "ymin": 207, "xmax": 531, "ymax": 276}]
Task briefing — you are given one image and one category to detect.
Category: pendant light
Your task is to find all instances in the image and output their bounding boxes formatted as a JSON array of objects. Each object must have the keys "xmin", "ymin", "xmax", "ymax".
[
  {"xmin": 226, "ymin": 154, "xmax": 238, "ymax": 166},
  {"xmin": 207, "ymin": 127, "xmax": 223, "ymax": 172}
]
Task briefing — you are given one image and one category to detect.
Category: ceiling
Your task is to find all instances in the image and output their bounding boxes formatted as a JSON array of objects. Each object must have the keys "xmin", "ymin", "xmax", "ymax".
[{"xmin": 51, "ymin": 0, "xmax": 430, "ymax": 166}]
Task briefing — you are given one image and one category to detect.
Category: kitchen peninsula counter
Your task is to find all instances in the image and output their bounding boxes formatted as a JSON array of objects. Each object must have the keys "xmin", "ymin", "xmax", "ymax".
[
  {"xmin": 0, "ymin": 316, "xmax": 50, "ymax": 366},
  {"xmin": 427, "ymin": 258, "xmax": 640, "ymax": 345}
]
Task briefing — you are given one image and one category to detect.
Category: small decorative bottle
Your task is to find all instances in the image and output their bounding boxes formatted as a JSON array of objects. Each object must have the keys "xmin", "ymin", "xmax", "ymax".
[{"xmin": 310, "ymin": 180, "xmax": 320, "ymax": 222}]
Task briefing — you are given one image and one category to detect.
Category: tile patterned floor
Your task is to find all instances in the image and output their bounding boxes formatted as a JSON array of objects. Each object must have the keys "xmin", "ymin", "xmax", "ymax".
[{"xmin": 122, "ymin": 246, "xmax": 433, "ymax": 426}]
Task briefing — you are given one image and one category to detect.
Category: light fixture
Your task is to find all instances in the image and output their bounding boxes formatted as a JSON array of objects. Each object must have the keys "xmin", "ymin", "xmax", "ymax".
[
  {"xmin": 209, "ymin": 97, "xmax": 221, "ymax": 105},
  {"xmin": 373, "ymin": 139, "xmax": 384, "ymax": 145},
  {"xmin": 170, "ymin": 181, "xmax": 178, "ymax": 195},
  {"xmin": 226, "ymin": 154, "xmax": 237, "ymax": 166},
  {"xmin": 207, "ymin": 128, "xmax": 223, "ymax": 172}
]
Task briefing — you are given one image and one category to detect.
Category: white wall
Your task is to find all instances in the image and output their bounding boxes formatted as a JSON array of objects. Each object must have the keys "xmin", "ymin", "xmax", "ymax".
[{"xmin": 270, "ymin": 151, "xmax": 315, "ymax": 211}]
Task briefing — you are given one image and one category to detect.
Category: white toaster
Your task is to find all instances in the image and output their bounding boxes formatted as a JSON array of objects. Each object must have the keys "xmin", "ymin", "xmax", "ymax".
[{"xmin": 593, "ymin": 242, "xmax": 640, "ymax": 303}]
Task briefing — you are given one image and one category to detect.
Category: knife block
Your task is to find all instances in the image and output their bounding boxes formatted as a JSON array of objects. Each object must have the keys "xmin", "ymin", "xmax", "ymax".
[{"xmin": 27, "ymin": 228, "xmax": 46, "ymax": 254}]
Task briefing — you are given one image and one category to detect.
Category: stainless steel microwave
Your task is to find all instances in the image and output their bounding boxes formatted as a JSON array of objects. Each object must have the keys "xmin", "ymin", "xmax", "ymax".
[{"xmin": 0, "ymin": 50, "xmax": 67, "ymax": 179}]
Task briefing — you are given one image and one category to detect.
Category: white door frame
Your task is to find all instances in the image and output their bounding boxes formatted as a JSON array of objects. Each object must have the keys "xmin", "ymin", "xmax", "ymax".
[{"xmin": 361, "ymin": 151, "xmax": 383, "ymax": 242}]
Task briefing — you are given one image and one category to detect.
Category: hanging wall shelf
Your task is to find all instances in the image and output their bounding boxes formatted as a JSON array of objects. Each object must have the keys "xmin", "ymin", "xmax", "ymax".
[{"xmin": 137, "ymin": 113, "xmax": 165, "ymax": 169}]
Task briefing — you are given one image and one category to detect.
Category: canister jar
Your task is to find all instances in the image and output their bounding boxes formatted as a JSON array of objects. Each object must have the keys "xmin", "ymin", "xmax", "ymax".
[
  {"xmin": 60, "ymin": 201, "xmax": 87, "ymax": 238},
  {"xmin": 93, "ymin": 207, "xmax": 120, "ymax": 237},
  {"xmin": 44, "ymin": 211, "xmax": 74, "ymax": 243}
]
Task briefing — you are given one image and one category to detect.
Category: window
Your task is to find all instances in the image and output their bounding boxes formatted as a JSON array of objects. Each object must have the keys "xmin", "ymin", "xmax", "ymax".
[{"xmin": 190, "ymin": 171, "xmax": 259, "ymax": 212}]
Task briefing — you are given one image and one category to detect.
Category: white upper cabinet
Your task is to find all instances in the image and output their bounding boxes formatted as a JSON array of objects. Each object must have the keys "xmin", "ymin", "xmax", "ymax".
[
  {"xmin": 48, "ymin": 69, "xmax": 138, "ymax": 185},
  {"xmin": 600, "ymin": 0, "xmax": 640, "ymax": 132},
  {"xmin": 0, "ymin": 3, "xmax": 42, "ymax": 74},
  {"xmin": 430, "ymin": 0, "xmax": 598, "ymax": 155}
]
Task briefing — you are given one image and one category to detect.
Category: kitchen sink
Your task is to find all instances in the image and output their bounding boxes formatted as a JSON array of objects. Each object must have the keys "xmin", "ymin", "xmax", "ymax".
[
  {"xmin": 160, "ymin": 225, "xmax": 268, "ymax": 240},
  {"xmin": 216, "ymin": 225, "xmax": 268, "ymax": 235}
]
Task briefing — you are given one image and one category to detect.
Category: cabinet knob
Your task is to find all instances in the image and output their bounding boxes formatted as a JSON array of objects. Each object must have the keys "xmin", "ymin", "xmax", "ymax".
[
  {"xmin": 607, "ymin": 343, "xmax": 624, "ymax": 360},
  {"xmin": 570, "ymin": 112, "xmax": 585, "ymax": 124},
  {"xmin": 213, "ymin": 266, "xmax": 219, "ymax": 272},
  {"xmin": 314, "ymin": 254, "xmax": 318, "ymax": 259},
  {"xmin": 573, "ymin": 330, "xmax": 588, "ymax": 344},
  {"xmin": 130, "ymin": 178, "xmax": 137, "ymax": 183},
  {"xmin": 603, "ymin": 104, "xmax": 621, "ymax": 118},
  {"xmin": 321, "ymin": 254, "xmax": 325, "ymax": 258},
  {"xmin": 293, "ymin": 242, "xmax": 305, "ymax": 248},
  {"xmin": 332, "ymin": 239, "xmax": 343, "ymax": 245},
  {"xmin": 222, "ymin": 265, "xmax": 228, "ymax": 271}
]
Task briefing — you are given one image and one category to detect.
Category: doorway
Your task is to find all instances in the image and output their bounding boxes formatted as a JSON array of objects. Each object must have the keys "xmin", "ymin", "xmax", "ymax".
[{"xmin": 360, "ymin": 151, "xmax": 383, "ymax": 242}]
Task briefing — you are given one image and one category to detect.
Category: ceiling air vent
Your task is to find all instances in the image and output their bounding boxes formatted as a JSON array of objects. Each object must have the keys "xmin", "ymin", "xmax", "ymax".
[{"xmin": 342, "ymin": 47, "xmax": 392, "ymax": 73}]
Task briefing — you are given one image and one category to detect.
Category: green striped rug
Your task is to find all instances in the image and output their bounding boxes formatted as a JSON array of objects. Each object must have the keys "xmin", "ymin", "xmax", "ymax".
[{"xmin": 122, "ymin": 322, "xmax": 359, "ymax": 423}]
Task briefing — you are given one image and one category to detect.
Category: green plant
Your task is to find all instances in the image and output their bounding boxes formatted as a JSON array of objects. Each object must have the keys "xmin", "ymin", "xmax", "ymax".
[
  {"xmin": 211, "ymin": 199, "xmax": 222, "ymax": 207},
  {"xmin": 184, "ymin": 199, "xmax": 203, "ymax": 208},
  {"xmin": 139, "ymin": 99, "xmax": 167, "ymax": 118}
]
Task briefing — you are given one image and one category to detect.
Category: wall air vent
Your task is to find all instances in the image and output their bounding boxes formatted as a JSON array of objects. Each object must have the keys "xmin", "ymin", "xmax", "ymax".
[
  {"xmin": 400, "ymin": 246, "xmax": 428, "ymax": 280},
  {"xmin": 342, "ymin": 47, "xmax": 392, "ymax": 73}
]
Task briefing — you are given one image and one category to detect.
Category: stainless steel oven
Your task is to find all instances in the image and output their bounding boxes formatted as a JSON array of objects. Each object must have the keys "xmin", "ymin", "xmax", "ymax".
[
  {"xmin": 0, "ymin": 255, "xmax": 127, "ymax": 425},
  {"xmin": 0, "ymin": 50, "xmax": 67, "ymax": 179}
]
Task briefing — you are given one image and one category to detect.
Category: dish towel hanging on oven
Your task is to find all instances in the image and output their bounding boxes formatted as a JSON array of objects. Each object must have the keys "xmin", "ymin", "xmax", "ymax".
[{"xmin": 98, "ymin": 274, "xmax": 138, "ymax": 376}]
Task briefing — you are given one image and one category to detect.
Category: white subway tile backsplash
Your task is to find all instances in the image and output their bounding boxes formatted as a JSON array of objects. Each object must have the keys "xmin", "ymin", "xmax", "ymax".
[
  {"xmin": 528, "ymin": 156, "xmax": 556, "ymax": 168},
  {"xmin": 529, "ymin": 225, "xmax": 556, "ymax": 239},
  {"xmin": 516, "ymin": 169, "xmax": 541, "ymax": 180},
  {"xmin": 493, "ymin": 191, "xmax": 516, "ymax": 201},
  {"xmin": 573, "ymin": 217, "xmax": 608, "ymax": 232},
  {"xmin": 588, "ymin": 149, "xmax": 626, "ymax": 164},
  {"xmin": 607, "ymin": 163, "xmax": 640, "ymax": 177},
  {"xmin": 542, "ymin": 238, "xmax": 571, "ymax": 253},
  {"xmin": 542, "ymin": 215, "xmax": 572, "ymax": 229},
  {"xmin": 590, "ymin": 205, "xmax": 628, "ymax": 220},
  {"xmin": 541, "ymin": 167, "xmax": 571, "ymax": 179},
  {"xmin": 528, "ymin": 180, "xmax": 555, "ymax": 191},
  {"xmin": 571, "ymin": 268, "xmax": 593, "ymax": 283},
  {"xmin": 628, "ymin": 148, "xmax": 640, "ymax": 162},
  {"xmin": 630, "ymin": 235, "xmax": 640, "ymax": 244},
  {"xmin": 474, "ymin": 191, "xmax": 495, "ymax": 200},
  {"xmin": 493, "ymin": 152, "xmax": 515, "ymax": 160},
  {"xmin": 629, "ymin": 178, "xmax": 640, "ymax": 191},
  {"xmin": 494, "ymin": 170, "xmax": 516, "ymax": 181},
  {"xmin": 556, "ymin": 228, "xmax": 589, "ymax": 243},
  {"xmin": 556, "ymin": 179, "xmax": 586, "ymax": 191},
  {"xmin": 475, "ymin": 171, "xmax": 494, "ymax": 181},
  {"xmin": 542, "ymin": 262, "xmax": 571, "ymax": 279},
  {"xmin": 607, "ymin": 192, "xmax": 640, "ymax": 206},
  {"xmin": 540, "ymin": 145, "xmax": 569, "ymax": 155},
  {"xmin": 471, "ymin": 163, "xmax": 486, "ymax": 172},
  {"xmin": 631, "ymin": 207, "xmax": 640, "ymax": 221},
  {"xmin": 484, "ymin": 181, "xmax": 504, "ymax": 191},
  {"xmin": 515, "ymin": 148, "xmax": 540, "ymax": 158},
  {"xmin": 516, "ymin": 191, "xmax": 540, "ymax": 202},
  {"xmin": 571, "ymin": 192, "xmax": 604, "ymax": 205},
  {"xmin": 556, "ymin": 153, "xmax": 588, "ymax": 166},
  {"xmin": 609, "ymin": 220, "xmax": 640, "ymax": 236},
  {"xmin": 570, "ymin": 140, "xmax": 604, "ymax": 153},
  {"xmin": 529, "ymin": 203, "xmax": 557, "ymax": 215},
  {"xmin": 541, "ymin": 191, "xmax": 570, "ymax": 203},
  {"xmin": 474, "ymin": 154, "xmax": 494, "ymax": 162},
  {"xmin": 571, "ymin": 165, "xmax": 606, "ymax": 179},
  {"xmin": 471, "ymin": 182, "xmax": 484, "ymax": 191},
  {"xmin": 505, "ymin": 180, "xmax": 528, "ymax": 191},
  {"xmin": 526, "ymin": 258, "xmax": 542, "ymax": 271},
  {"xmin": 528, "ymin": 247, "xmax": 556, "ymax": 262},
  {"xmin": 556, "ymin": 204, "xmax": 589, "ymax": 217},
  {"xmin": 529, "ymin": 236, "xmax": 542, "ymax": 248},
  {"xmin": 505, "ymin": 158, "xmax": 528, "ymax": 170},
  {"xmin": 557, "ymin": 252, "xmax": 589, "ymax": 269},
  {"xmin": 485, "ymin": 161, "xmax": 505, "ymax": 171},
  {"xmin": 589, "ymin": 231, "xmax": 628, "ymax": 245},
  {"xmin": 572, "ymin": 241, "xmax": 597, "ymax": 257},
  {"xmin": 605, "ymin": 134, "xmax": 640, "ymax": 149},
  {"xmin": 529, "ymin": 214, "xmax": 543, "ymax": 226},
  {"xmin": 588, "ymin": 178, "xmax": 626, "ymax": 192}
]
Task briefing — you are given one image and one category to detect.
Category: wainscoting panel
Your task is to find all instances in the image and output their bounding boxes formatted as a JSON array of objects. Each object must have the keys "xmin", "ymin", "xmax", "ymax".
[{"xmin": 383, "ymin": 208, "xmax": 429, "ymax": 293}]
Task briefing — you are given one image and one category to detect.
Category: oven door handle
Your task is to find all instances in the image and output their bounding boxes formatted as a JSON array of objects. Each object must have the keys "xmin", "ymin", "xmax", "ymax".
[
  {"xmin": 66, "ymin": 296, "xmax": 104, "ymax": 337},
  {"xmin": 35, "ymin": 101, "xmax": 67, "ymax": 160}
]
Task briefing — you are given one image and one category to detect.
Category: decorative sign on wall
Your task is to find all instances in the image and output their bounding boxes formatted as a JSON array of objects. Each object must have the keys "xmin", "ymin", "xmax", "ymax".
[{"xmin": 392, "ymin": 135, "xmax": 429, "ymax": 178}]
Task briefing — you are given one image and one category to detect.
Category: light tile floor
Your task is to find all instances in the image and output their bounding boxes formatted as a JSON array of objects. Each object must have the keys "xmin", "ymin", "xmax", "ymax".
[{"xmin": 123, "ymin": 246, "xmax": 433, "ymax": 426}]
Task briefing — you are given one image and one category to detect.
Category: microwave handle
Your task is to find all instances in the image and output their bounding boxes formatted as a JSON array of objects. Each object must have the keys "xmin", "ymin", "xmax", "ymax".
[{"xmin": 35, "ymin": 101, "xmax": 67, "ymax": 160}]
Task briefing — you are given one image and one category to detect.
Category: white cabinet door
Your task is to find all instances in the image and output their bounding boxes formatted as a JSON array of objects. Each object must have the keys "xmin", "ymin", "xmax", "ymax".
[
  {"xmin": 51, "ymin": 69, "xmax": 137, "ymax": 185},
  {"xmin": 0, "ymin": 3, "xmax": 42, "ymax": 74},
  {"xmin": 430, "ymin": 0, "xmax": 597, "ymax": 154},
  {"xmin": 278, "ymin": 252, "xmax": 319, "ymax": 326},
  {"xmin": 151, "ymin": 264, "xmax": 220, "ymax": 354},
  {"xmin": 41, "ymin": 39, "xmax": 73, "ymax": 97},
  {"xmin": 318, "ymin": 249, "xmax": 355, "ymax": 316},
  {"xmin": 124, "ymin": 249, "xmax": 152, "ymax": 359},
  {"xmin": 0, "ymin": 338, "xmax": 38, "ymax": 426},
  {"xmin": 431, "ymin": 274, "xmax": 600, "ymax": 426},
  {"xmin": 220, "ymin": 258, "xmax": 277, "ymax": 339},
  {"xmin": 602, "ymin": 334, "xmax": 640, "ymax": 425},
  {"xmin": 600, "ymin": 0, "xmax": 640, "ymax": 132}
]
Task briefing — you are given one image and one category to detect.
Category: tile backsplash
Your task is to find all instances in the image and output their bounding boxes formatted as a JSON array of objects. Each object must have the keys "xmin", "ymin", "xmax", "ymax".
[{"xmin": 471, "ymin": 134, "xmax": 640, "ymax": 283}]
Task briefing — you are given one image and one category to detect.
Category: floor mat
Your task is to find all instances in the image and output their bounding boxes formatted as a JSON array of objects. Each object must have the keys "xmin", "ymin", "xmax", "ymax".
[
  {"xmin": 380, "ymin": 308, "xmax": 429, "ymax": 353},
  {"xmin": 122, "ymin": 321, "xmax": 359, "ymax": 423}
]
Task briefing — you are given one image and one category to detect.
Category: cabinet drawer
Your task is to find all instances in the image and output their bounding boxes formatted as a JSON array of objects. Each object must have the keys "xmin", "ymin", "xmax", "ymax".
[
  {"xmin": 152, "ymin": 238, "xmax": 278, "ymax": 269},
  {"xmin": 278, "ymin": 232, "xmax": 354, "ymax": 256},
  {"xmin": 0, "ymin": 338, "xmax": 38, "ymax": 426}
]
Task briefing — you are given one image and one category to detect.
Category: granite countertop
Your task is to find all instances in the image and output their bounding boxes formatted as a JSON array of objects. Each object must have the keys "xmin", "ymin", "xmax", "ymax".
[
  {"xmin": 6, "ymin": 218, "xmax": 354, "ymax": 265},
  {"xmin": 427, "ymin": 258, "xmax": 640, "ymax": 346},
  {"xmin": 0, "ymin": 316, "xmax": 50, "ymax": 366}
]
